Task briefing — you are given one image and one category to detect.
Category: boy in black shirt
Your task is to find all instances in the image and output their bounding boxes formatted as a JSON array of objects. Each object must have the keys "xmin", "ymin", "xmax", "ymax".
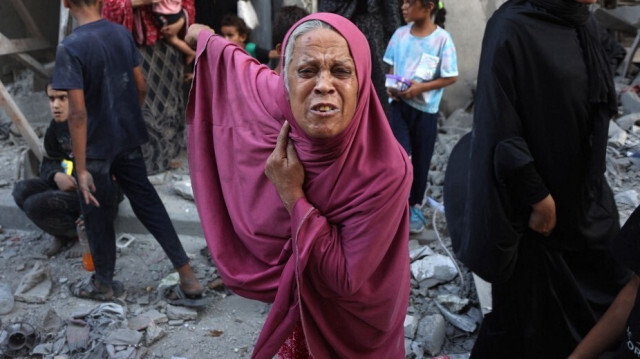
[{"xmin": 53, "ymin": 0, "xmax": 203, "ymax": 302}]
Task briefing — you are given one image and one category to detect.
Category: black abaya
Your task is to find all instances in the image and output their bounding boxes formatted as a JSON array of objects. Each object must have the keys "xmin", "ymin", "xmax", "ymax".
[{"xmin": 443, "ymin": 0, "xmax": 631, "ymax": 357}]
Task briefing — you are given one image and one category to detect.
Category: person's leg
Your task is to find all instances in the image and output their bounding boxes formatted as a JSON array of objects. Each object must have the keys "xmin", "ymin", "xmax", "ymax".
[
  {"xmin": 82, "ymin": 159, "xmax": 119, "ymax": 288},
  {"xmin": 22, "ymin": 189, "xmax": 80, "ymax": 239},
  {"xmin": 388, "ymin": 101, "xmax": 411, "ymax": 156},
  {"xmin": 13, "ymin": 178, "xmax": 80, "ymax": 256},
  {"xmin": 408, "ymin": 111, "xmax": 438, "ymax": 207},
  {"xmin": 12, "ymin": 178, "xmax": 49, "ymax": 211},
  {"xmin": 111, "ymin": 147, "xmax": 202, "ymax": 295}
]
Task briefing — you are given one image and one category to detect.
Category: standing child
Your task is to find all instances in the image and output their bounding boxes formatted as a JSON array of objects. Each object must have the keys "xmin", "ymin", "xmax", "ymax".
[
  {"xmin": 152, "ymin": 0, "xmax": 195, "ymax": 65},
  {"xmin": 53, "ymin": 0, "xmax": 204, "ymax": 304},
  {"xmin": 270, "ymin": 5, "xmax": 308, "ymax": 74},
  {"xmin": 383, "ymin": 0, "xmax": 457, "ymax": 233},
  {"xmin": 220, "ymin": 14, "xmax": 271, "ymax": 64}
]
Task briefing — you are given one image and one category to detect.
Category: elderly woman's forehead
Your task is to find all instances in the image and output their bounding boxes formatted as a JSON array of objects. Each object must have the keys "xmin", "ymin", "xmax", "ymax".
[{"xmin": 294, "ymin": 28, "xmax": 346, "ymax": 46}]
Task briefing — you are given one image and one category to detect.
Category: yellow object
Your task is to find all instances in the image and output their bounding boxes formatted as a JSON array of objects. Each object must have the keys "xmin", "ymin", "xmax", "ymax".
[{"xmin": 61, "ymin": 159, "xmax": 73, "ymax": 176}]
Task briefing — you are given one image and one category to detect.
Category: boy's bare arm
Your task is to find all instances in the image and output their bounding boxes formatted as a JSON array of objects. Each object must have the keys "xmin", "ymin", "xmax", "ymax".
[
  {"xmin": 569, "ymin": 275, "xmax": 639, "ymax": 359},
  {"xmin": 67, "ymin": 89, "xmax": 99, "ymax": 207},
  {"xmin": 133, "ymin": 66, "xmax": 147, "ymax": 106},
  {"xmin": 400, "ymin": 76, "xmax": 457, "ymax": 99}
]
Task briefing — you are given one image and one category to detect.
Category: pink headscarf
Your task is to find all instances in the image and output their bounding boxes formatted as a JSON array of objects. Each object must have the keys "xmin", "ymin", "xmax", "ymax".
[{"xmin": 187, "ymin": 13, "xmax": 412, "ymax": 358}]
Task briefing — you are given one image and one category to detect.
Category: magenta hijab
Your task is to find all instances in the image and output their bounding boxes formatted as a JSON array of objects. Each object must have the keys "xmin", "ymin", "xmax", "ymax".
[{"xmin": 187, "ymin": 13, "xmax": 412, "ymax": 358}]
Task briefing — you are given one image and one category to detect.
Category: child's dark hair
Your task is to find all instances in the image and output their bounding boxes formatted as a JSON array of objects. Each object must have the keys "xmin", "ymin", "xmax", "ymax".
[
  {"xmin": 271, "ymin": 6, "xmax": 309, "ymax": 48},
  {"xmin": 221, "ymin": 14, "xmax": 251, "ymax": 39},
  {"xmin": 67, "ymin": 0, "xmax": 99, "ymax": 6},
  {"xmin": 420, "ymin": 0, "xmax": 447, "ymax": 28}
]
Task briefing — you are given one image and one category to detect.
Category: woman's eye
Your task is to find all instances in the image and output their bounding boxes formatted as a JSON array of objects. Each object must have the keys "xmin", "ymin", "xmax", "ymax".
[
  {"xmin": 298, "ymin": 68, "xmax": 316, "ymax": 77},
  {"xmin": 333, "ymin": 68, "xmax": 352, "ymax": 77}
]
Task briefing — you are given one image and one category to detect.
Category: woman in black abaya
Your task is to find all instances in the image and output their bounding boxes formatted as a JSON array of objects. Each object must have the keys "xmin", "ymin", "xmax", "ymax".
[{"xmin": 444, "ymin": 0, "xmax": 632, "ymax": 357}]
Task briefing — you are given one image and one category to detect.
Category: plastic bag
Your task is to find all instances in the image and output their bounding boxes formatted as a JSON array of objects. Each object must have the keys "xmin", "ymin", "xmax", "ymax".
[{"xmin": 238, "ymin": 0, "xmax": 259, "ymax": 30}]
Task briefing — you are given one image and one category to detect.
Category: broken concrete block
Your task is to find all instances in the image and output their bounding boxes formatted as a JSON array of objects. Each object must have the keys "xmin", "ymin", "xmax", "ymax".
[
  {"xmin": 145, "ymin": 321, "xmax": 166, "ymax": 346},
  {"xmin": 616, "ymin": 112, "xmax": 640, "ymax": 131},
  {"xmin": 14, "ymin": 261, "xmax": 52, "ymax": 304},
  {"xmin": 615, "ymin": 189, "xmax": 640, "ymax": 207},
  {"xmin": 167, "ymin": 305, "xmax": 198, "ymax": 321},
  {"xmin": 621, "ymin": 90, "xmax": 640, "ymax": 115},
  {"xmin": 148, "ymin": 172, "xmax": 167, "ymax": 185},
  {"xmin": 416, "ymin": 314, "xmax": 446, "ymax": 355},
  {"xmin": 0, "ymin": 281, "xmax": 14, "ymax": 314},
  {"xmin": 172, "ymin": 179, "xmax": 194, "ymax": 201},
  {"xmin": 410, "ymin": 254, "xmax": 458, "ymax": 288},
  {"xmin": 143, "ymin": 309, "xmax": 168, "ymax": 324},
  {"xmin": 435, "ymin": 301, "xmax": 477, "ymax": 333},
  {"xmin": 128, "ymin": 314, "xmax": 152, "ymax": 331},
  {"xmin": 409, "ymin": 242, "xmax": 434, "ymax": 262},
  {"xmin": 608, "ymin": 120, "xmax": 628, "ymax": 147},
  {"xmin": 436, "ymin": 294, "xmax": 469, "ymax": 314},
  {"xmin": 404, "ymin": 314, "xmax": 419, "ymax": 339}
]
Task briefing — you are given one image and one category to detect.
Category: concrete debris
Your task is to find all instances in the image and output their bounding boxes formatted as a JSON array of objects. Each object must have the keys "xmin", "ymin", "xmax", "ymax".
[
  {"xmin": 128, "ymin": 314, "xmax": 152, "ymax": 331},
  {"xmin": 0, "ymin": 282, "xmax": 14, "ymax": 315},
  {"xmin": 144, "ymin": 321, "xmax": 166, "ymax": 346},
  {"xmin": 142, "ymin": 309, "xmax": 169, "ymax": 324},
  {"xmin": 616, "ymin": 112, "xmax": 640, "ymax": 131},
  {"xmin": 435, "ymin": 301, "xmax": 478, "ymax": 333},
  {"xmin": 405, "ymin": 314, "xmax": 419, "ymax": 340},
  {"xmin": 409, "ymin": 240, "xmax": 435, "ymax": 261},
  {"xmin": 166, "ymin": 305, "xmax": 198, "ymax": 321},
  {"xmin": 621, "ymin": 90, "xmax": 640, "ymax": 115},
  {"xmin": 436, "ymin": 294, "xmax": 469, "ymax": 314},
  {"xmin": 416, "ymin": 314, "xmax": 446, "ymax": 356},
  {"xmin": 14, "ymin": 260, "xmax": 52, "ymax": 304},
  {"xmin": 172, "ymin": 179, "xmax": 194, "ymax": 201},
  {"xmin": 615, "ymin": 189, "xmax": 640, "ymax": 208},
  {"xmin": 411, "ymin": 253, "xmax": 459, "ymax": 288},
  {"xmin": 609, "ymin": 120, "xmax": 628, "ymax": 147}
]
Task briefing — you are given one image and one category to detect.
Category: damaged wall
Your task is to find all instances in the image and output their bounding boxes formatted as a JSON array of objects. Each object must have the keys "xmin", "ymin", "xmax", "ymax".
[{"xmin": 439, "ymin": 0, "xmax": 507, "ymax": 114}]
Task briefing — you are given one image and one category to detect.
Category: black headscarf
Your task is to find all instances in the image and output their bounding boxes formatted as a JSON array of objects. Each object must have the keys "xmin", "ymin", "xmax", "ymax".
[{"xmin": 528, "ymin": 0, "xmax": 617, "ymax": 115}]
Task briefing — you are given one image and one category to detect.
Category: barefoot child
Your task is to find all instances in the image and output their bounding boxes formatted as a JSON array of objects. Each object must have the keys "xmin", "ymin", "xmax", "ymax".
[
  {"xmin": 383, "ymin": 0, "xmax": 458, "ymax": 233},
  {"xmin": 53, "ymin": 0, "xmax": 204, "ymax": 304}
]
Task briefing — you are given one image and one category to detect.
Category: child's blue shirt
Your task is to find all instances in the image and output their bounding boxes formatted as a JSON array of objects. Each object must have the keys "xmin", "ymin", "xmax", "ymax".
[
  {"xmin": 53, "ymin": 19, "xmax": 148, "ymax": 160},
  {"xmin": 384, "ymin": 24, "xmax": 458, "ymax": 114}
]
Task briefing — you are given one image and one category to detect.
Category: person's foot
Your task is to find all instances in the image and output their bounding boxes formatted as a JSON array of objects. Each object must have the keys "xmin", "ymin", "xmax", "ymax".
[
  {"xmin": 65, "ymin": 239, "xmax": 83, "ymax": 258},
  {"xmin": 69, "ymin": 275, "xmax": 124, "ymax": 301},
  {"xmin": 409, "ymin": 206, "xmax": 427, "ymax": 234},
  {"xmin": 177, "ymin": 263, "xmax": 204, "ymax": 297},
  {"xmin": 44, "ymin": 237, "xmax": 68, "ymax": 257}
]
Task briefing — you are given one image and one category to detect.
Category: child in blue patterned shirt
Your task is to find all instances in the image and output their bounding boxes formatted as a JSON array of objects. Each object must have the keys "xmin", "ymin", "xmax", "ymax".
[{"xmin": 383, "ymin": 0, "xmax": 458, "ymax": 233}]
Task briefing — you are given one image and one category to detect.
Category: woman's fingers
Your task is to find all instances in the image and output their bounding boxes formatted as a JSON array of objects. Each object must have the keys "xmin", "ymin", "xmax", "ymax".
[{"xmin": 274, "ymin": 121, "xmax": 291, "ymax": 158}]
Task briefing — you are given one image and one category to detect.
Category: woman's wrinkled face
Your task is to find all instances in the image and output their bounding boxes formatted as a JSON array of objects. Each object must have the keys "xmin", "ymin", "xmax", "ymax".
[{"xmin": 287, "ymin": 28, "xmax": 358, "ymax": 139}]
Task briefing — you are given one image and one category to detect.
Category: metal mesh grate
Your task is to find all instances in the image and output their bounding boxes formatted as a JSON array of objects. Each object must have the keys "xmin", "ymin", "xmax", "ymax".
[{"xmin": 139, "ymin": 40, "xmax": 186, "ymax": 174}]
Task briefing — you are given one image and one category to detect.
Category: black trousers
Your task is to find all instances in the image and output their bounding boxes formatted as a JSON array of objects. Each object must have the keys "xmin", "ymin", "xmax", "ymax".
[
  {"xmin": 83, "ymin": 147, "xmax": 189, "ymax": 285},
  {"xmin": 389, "ymin": 100, "xmax": 438, "ymax": 206},
  {"xmin": 12, "ymin": 178, "xmax": 80, "ymax": 239}
]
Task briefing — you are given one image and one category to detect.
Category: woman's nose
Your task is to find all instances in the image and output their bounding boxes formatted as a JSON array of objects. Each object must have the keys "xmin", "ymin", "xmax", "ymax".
[{"xmin": 314, "ymin": 72, "xmax": 335, "ymax": 94}]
